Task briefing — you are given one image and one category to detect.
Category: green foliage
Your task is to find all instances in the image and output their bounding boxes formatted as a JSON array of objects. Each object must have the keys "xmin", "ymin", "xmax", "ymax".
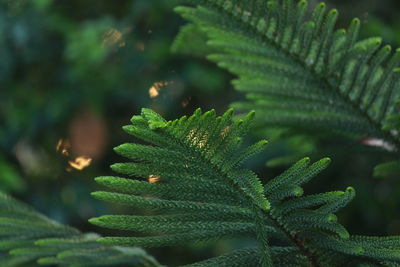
[
  {"xmin": 91, "ymin": 108, "xmax": 400, "ymax": 266},
  {"xmin": 0, "ymin": 191, "xmax": 160, "ymax": 266},
  {"xmin": 3, "ymin": 0, "xmax": 400, "ymax": 266},
  {"xmin": 0, "ymin": 157, "xmax": 25, "ymax": 193},
  {"xmin": 374, "ymin": 160, "xmax": 400, "ymax": 178},
  {"xmin": 172, "ymin": 0, "xmax": 400, "ymax": 155},
  {"xmin": 0, "ymin": 0, "xmax": 207, "ymax": 190}
]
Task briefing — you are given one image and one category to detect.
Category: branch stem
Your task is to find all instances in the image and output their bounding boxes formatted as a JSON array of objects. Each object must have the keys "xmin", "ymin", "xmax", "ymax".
[{"xmin": 263, "ymin": 210, "xmax": 320, "ymax": 267}]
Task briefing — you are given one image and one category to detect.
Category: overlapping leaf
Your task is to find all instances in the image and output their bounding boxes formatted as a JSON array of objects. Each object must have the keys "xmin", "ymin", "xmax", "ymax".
[
  {"xmin": 91, "ymin": 108, "xmax": 400, "ymax": 266},
  {"xmin": 90, "ymin": 108, "xmax": 275, "ymax": 266},
  {"xmin": 0, "ymin": 192, "xmax": 159, "ymax": 266},
  {"xmin": 173, "ymin": 0, "xmax": 400, "ymax": 154}
]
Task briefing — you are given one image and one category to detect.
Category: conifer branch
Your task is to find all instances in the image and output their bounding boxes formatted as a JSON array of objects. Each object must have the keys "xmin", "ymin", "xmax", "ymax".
[
  {"xmin": 0, "ymin": 192, "xmax": 160, "ymax": 266},
  {"xmin": 91, "ymin": 108, "xmax": 400, "ymax": 266},
  {"xmin": 263, "ymin": 210, "xmax": 320, "ymax": 267},
  {"xmin": 173, "ymin": 0, "xmax": 400, "ymax": 154}
]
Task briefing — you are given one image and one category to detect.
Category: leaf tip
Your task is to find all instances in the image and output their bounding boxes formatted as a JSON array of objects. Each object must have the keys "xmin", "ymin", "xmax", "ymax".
[
  {"xmin": 327, "ymin": 213, "xmax": 337, "ymax": 223},
  {"xmin": 346, "ymin": 186, "xmax": 355, "ymax": 194},
  {"xmin": 260, "ymin": 139, "xmax": 269, "ymax": 146},
  {"xmin": 329, "ymin": 9, "xmax": 338, "ymax": 15},
  {"xmin": 91, "ymin": 191, "xmax": 103, "ymax": 199},
  {"xmin": 246, "ymin": 110, "xmax": 256, "ymax": 120},
  {"xmin": 317, "ymin": 2, "xmax": 326, "ymax": 9},
  {"xmin": 341, "ymin": 231, "xmax": 350, "ymax": 239},
  {"xmin": 321, "ymin": 157, "xmax": 332, "ymax": 165},
  {"xmin": 113, "ymin": 144, "xmax": 125, "ymax": 154},
  {"xmin": 88, "ymin": 217, "xmax": 101, "ymax": 225},
  {"xmin": 94, "ymin": 176, "xmax": 109, "ymax": 184},
  {"xmin": 352, "ymin": 17, "xmax": 361, "ymax": 25},
  {"xmin": 122, "ymin": 125, "xmax": 131, "ymax": 132},
  {"xmin": 294, "ymin": 186, "xmax": 304, "ymax": 196},
  {"xmin": 298, "ymin": 0, "xmax": 308, "ymax": 6}
]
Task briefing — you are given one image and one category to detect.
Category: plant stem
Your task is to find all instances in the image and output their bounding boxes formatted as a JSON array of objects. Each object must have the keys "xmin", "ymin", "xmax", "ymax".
[{"xmin": 263, "ymin": 210, "xmax": 320, "ymax": 267}]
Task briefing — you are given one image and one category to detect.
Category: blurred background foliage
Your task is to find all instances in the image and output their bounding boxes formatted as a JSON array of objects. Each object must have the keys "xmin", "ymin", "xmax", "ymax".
[{"xmin": 0, "ymin": 0, "xmax": 400, "ymax": 265}]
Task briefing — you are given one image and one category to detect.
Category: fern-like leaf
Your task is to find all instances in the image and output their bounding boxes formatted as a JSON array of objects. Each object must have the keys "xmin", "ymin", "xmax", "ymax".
[
  {"xmin": 91, "ymin": 109, "xmax": 400, "ymax": 266},
  {"xmin": 0, "ymin": 192, "xmax": 160, "ymax": 266},
  {"xmin": 172, "ymin": 0, "xmax": 400, "ymax": 153},
  {"xmin": 91, "ymin": 108, "xmax": 274, "ymax": 266}
]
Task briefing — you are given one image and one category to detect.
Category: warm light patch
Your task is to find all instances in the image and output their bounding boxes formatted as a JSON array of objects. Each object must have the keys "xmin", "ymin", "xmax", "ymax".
[
  {"xmin": 103, "ymin": 28, "xmax": 126, "ymax": 48},
  {"xmin": 68, "ymin": 156, "xmax": 92, "ymax": 171},
  {"xmin": 69, "ymin": 110, "xmax": 108, "ymax": 160},
  {"xmin": 56, "ymin": 139, "xmax": 71, "ymax": 156},
  {"xmin": 149, "ymin": 85, "xmax": 160, "ymax": 98},
  {"xmin": 181, "ymin": 96, "xmax": 192, "ymax": 107},
  {"xmin": 187, "ymin": 130, "xmax": 208, "ymax": 148},
  {"xmin": 148, "ymin": 81, "xmax": 173, "ymax": 99},
  {"xmin": 221, "ymin": 126, "xmax": 230, "ymax": 138},
  {"xmin": 148, "ymin": 175, "xmax": 160, "ymax": 183}
]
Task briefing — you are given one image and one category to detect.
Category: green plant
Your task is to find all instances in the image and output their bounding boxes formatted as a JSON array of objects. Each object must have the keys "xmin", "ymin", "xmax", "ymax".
[
  {"xmin": 0, "ymin": 192, "xmax": 160, "ymax": 266},
  {"xmin": 2, "ymin": 0, "xmax": 400, "ymax": 266},
  {"xmin": 172, "ymin": 0, "xmax": 400, "ymax": 173},
  {"xmin": 90, "ymin": 108, "xmax": 400, "ymax": 266}
]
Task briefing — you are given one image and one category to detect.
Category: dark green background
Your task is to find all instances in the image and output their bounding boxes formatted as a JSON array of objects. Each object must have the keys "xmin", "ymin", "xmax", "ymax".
[{"xmin": 1, "ymin": 0, "xmax": 399, "ymax": 265}]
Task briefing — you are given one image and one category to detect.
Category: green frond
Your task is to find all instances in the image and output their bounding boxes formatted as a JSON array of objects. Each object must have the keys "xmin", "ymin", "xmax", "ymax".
[
  {"xmin": 91, "ymin": 108, "xmax": 400, "ymax": 266},
  {"xmin": 171, "ymin": 23, "xmax": 213, "ymax": 57},
  {"xmin": 95, "ymin": 176, "xmax": 242, "ymax": 205},
  {"xmin": 0, "ymin": 192, "xmax": 160, "ymax": 266},
  {"xmin": 308, "ymin": 232, "xmax": 400, "ymax": 263},
  {"xmin": 97, "ymin": 229, "xmax": 253, "ymax": 248},
  {"xmin": 317, "ymin": 187, "xmax": 356, "ymax": 214},
  {"xmin": 90, "ymin": 214, "xmax": 259, "ymax": 234},
  {"xmin": 274, "ymin": 191, "xmax": 350, "ymax": 215},
  {"xmin": 182, "ymin": 248, "xmax": 261, "ymax": 267},
  {"xmin": 91, "ymin": 191, "xmax": 253, "ymax": 219},
  {"xmin": 91, "ymin": 108, "xmax": 274, "ymax": 266},
  {"xmin": 264, "ymin": 157, "xmax": 331, "ymax": 200},
  {"xmin": 182, "ymin": 247, "xmax": 308, "ymax": 267},
  {"xmin": 173, "ymin": 0, "xmax": 400, "ymax": 152},
  {"xmin": 265, "ymin": 158, "xmax": 400, "ymax": 266}
]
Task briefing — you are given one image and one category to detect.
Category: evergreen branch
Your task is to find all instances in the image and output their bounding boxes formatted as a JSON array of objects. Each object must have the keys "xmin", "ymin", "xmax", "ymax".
[
  {"xmin": 91, "ymin": 108, "xmax": 274, "ymax": 266},
  {"xmin": 0, "ymin": 192, "xmax": 160, "ymax": 267},
  {"xmin": 173, "ymin": 0, "xmax": 400, "ymax": 153},
  {"xmin": 91, "ymin": 108, "xmax": 400, "ymax": 266}
]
